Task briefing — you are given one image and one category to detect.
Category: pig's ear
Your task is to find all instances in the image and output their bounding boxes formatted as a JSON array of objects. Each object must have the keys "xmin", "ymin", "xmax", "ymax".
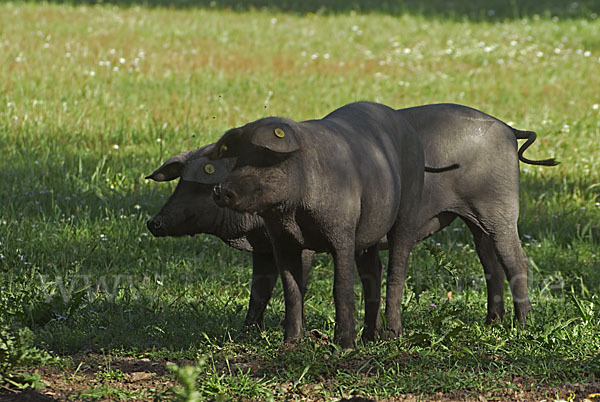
[
  {"xmin": 146, "ymin": 151, "xmax": 194, "ymax": 181},
  {"xmin": 182, "ymin": 157, "xmax": 237, "ymax": 184},
  {"xmin": 250, "ymin": 123, "xmax": 300, "ymax": 154},
  {"xmin": 209, "ymin": 128, "xmax": 242, "ymax": 159}
]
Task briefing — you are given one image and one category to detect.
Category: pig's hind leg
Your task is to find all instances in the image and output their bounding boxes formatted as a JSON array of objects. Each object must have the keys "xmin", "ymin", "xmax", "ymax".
[
  {"xmin": 356, "ymin": 245, "xmax": 383, "ymax": 342},
  {"xmin": 464, "ymin": 220, "xmax": 507, "ymax": 323}
]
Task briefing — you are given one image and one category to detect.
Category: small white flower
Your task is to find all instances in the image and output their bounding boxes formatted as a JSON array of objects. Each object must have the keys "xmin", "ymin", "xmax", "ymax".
[
  {"xmin": 112, "ymin": 144, "xmax": 119, "ymax": 149},
  {"xmin": 119, "ymin": 57, "xmax": 126, "ymax": 64},
  {"xmin": 113, "ymin": 66, "xmax": 119, "ymax": 72},
  {"xmin": 584, "ymin": 50, "xmax": 591, "ymax": 57},
  {"xmin": 554, "ymin": 48, "xmax": 561, "ymax": 54},
  {"xmin": 270, "ymin": 17, "xmax": 277, "ymax": 24},
  {"xmin": 156, "ymin": 138, "xmax": 162, "ymax": 143},
  {"xmin": 134, "ymin": 204, "xmax": 141, "ymax": 210},
  {"xmin": 593, "ymin": 104, "xmax": 599, "ymax": 110},
  {"xmin": 89, "ymin": 71, "xmax": 95, "ymax": 77},
  {"xmin": 323, "ymin": 53, "xmax": 330, "ymax": 59},
  {"xmin": 311, "ymin": 53, "xmax": 319, "ymax": 60},
  {"xmin": 536, "ymin": 51, "xmax": 544, "ymax": 58}
]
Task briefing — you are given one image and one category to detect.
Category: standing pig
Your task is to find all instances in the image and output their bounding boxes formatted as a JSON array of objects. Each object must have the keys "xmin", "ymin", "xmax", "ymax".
[
  {"xmin": 146, "ymin": 103, "xmax": 557, "ymax": 343},
  {"xmin": 145, "ymin": 144, "xmax": 313, "ymax": 330},
  {"xmin": 210, "ymin": 101, "xmax": 430, "ymax": 348},
  {"xmin": 401, "ymin": 103, "xmax": 557, "ymax": 325}
]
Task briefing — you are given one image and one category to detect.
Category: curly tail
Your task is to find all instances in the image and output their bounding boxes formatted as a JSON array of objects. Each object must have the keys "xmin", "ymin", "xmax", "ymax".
[{"xmin": 512, "ymin": 129, "xmax": 559, "ymax": 166}]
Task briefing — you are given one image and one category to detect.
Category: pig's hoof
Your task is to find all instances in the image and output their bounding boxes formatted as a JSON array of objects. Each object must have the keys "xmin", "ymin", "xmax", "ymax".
[
  {"xmin": 242, "ymin": 321, "xmax": 265, "ymax": 333},
  {"xmin": 334, "ymin": 333, "xmax": 357, "ymax": 349},
  {"xmin": 283, "ymin": 328, "xmax": 304, "ymax": 345},
  {"xmin": 279, "ymin": 342, "xmax": 299, "ymax": 353},
  {"xmin": 361, "ymin": 327, "xmax": 380, "ymax": 343},
  {"xmin": 484, "ymin": 311, "xmax": 505, "ymax": 325},
  {"xmin": 383, "ymin": 327, "xmax": 403, "ymax": 340},
  {"xmin": 517, "ymin": 304, "xmax": 532, "ymax": 324}
]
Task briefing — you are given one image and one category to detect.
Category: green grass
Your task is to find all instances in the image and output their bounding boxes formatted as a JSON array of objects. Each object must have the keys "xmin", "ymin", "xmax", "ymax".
[{"xmin": 1, "ymin": 1, "xmax": 599, "ymax": 399}]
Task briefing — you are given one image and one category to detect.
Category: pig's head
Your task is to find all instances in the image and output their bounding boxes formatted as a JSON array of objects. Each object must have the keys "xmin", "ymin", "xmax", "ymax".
[
  {"xmin": 210, "ymin": 117, "xmax": 304, "ymax": 214},
  {"xmin": 145, "ymin": 144, "xmax": 237, "ymax": 237}
]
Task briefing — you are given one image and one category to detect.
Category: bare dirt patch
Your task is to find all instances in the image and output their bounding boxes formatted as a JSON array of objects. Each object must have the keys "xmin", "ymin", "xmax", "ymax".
[
  {"xmin": 1, "ymin": 355, "xmax": 599, "ymax": 401},
  {"xmin": 0, "ymin": 355, "xmax": 194, "ymax": 401}
]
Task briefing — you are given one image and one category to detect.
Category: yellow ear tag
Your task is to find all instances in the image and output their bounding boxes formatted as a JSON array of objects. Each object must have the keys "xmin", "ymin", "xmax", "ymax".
[
  {"xmin": 204, "ymin": 163, "xmax": 215, "ymax": 174},
  {"xmin": 274, "ymin": 128, "xmax": 285, "ymax": 138},
  {"xmin": 219, "ymin": 144, "xmax": 228, "ymax": 155}
]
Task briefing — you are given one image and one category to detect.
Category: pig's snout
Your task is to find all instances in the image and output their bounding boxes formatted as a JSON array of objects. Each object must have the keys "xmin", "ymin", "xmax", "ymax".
[
  {"xmin": 213, "ymin": 183, "xmax": 238, "ymax": 207},
  {"xmin": 147, "ymin": 216, "xmax": 167, "ymax": 237}
]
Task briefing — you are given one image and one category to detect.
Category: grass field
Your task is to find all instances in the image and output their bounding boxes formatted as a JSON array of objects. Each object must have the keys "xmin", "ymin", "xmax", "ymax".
[{"xmin": 1, "ymin": 1, "xmax": 599, "ymax": 400}]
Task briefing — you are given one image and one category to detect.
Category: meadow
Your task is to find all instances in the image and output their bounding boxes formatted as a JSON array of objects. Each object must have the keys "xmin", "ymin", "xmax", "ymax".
[{"xmin": 0, "ymin": 0, "xmax": 599, "ymax": 400}]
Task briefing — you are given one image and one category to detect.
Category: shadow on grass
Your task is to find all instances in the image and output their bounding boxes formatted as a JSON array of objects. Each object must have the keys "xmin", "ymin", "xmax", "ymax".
[
  {"xmin": 21, "ymin": 0, "xmax": 600, "ymax": 20},
  {"xmin": 2, "ymin": 151, "xmax": 599, "ymax": 354},
  {"xmin": 520, "ymin": 171, "xmax": 600, "ymax": 245}
]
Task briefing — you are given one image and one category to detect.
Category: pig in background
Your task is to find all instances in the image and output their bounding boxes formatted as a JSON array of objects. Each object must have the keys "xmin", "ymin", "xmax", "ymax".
[{"xmin": 146, "ymin": 144, "xmax": 313, "ymax": 331}]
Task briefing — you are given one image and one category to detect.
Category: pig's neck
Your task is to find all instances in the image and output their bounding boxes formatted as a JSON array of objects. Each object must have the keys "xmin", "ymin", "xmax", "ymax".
[{"xmin": 214, "ymin": 209, "xmax": 270, "ymax": 253}]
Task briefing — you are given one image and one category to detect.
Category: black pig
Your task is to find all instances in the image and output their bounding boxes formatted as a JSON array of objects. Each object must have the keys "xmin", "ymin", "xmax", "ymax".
[
  {"xmin": 210, "ymin": 101, "xmax": 430, "ymax": 348},
  {"xmin": 146, "ymin": 144, "xmax": 313, "ymax": 330},
  {"xmin": 147, "ymin": 103, "xmax": 557, "ymax": 345}
]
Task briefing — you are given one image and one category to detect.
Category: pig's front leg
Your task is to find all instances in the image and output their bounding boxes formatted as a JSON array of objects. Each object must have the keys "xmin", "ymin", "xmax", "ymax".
[
  {"xmin": 243, "ymin": 250, "xmax": 314, "ymax": 331},
  {"xmin": 333, "ymin": 247, "xmax": 357, "ymax": 349},
  {"xmin": 243, "ymin": 252, "xmax": 279, "ymax": 330},
  {"xmin": 274, "ymin": 248, "xmax": 306, "ymax": 344}
]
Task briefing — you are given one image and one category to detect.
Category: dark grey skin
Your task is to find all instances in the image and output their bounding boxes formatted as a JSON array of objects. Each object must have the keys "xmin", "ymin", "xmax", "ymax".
[
  {"xmin": 146, "ymin": 103, "xmax": 557, "ymax": 344},
  {"xmin": 145, "ymin": 144, "xmax": 314, "ymax": 330},
  {"xmin": 210, "ymin": 101, "xmax": 428, "ymax": 348},
  {"xmin": 402, "ymin": 103, "xmax": 557, "ymax": 325}
]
